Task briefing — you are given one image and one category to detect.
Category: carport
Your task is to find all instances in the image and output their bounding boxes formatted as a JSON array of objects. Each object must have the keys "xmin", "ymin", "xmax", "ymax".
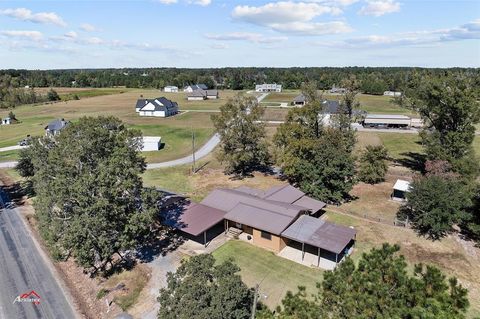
[
  {"xmin": 164, "ymin": 202, "xmax": 226, "ymax": 247},
  {"xmin": 281, "ymin": 215, "xmax": 356, "ymax": 269}
]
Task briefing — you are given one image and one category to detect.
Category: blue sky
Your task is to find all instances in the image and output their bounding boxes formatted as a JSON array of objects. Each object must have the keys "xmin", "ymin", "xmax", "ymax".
[{"xmin": 0, "ymin": 0, "xmax": 479, "ymax": 69}]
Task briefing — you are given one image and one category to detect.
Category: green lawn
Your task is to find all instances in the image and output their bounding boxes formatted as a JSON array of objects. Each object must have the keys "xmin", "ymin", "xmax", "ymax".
[
  {"xmin": 60, "ymin": 88, "xmax": 129, "ymax": 100},
  {"xmin": 0, "ymin": 149, "xmax": 20, "ymax": 162},
  {"xmin": 323, "ymin": 93, "xmax": 415, "ymax": 115},
  {"xmin": 262, "ymin": 91, "xmax": 300, "ymax": 103},
  {"xmin": 213, "ymin": 240, "xmax": 323, "ymax": 309},
  {"xmin": 376, "ymin": 132, "xmax": 424, "ymax": 160}
]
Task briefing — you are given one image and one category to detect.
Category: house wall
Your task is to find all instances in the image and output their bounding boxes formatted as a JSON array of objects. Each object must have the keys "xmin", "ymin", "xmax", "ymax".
[
  {"xmin": 188, "ymin": 96, "xmax": 204, "ymax": 101},
  {"xmin": 206, "ymin": 95, "xmax": 218, "ymax": 99},
  {"xmin": 139, "ymin": 110, "xmax": 166, "ymax": 117},
  {"xmin": 251, "ymin": 228, "xmax": 285, "ymax": 253}
]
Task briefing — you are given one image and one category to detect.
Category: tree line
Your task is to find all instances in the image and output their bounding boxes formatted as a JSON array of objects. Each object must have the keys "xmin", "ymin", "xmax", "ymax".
[{"xmin": 2, "ymin": 67, "xmax": 479, "ymax": 93}]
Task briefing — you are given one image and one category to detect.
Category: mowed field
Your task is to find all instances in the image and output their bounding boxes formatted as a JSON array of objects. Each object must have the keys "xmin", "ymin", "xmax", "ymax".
[{"xmin": 0, "ymin": 89, "xmax": 243, "ymax": 163}]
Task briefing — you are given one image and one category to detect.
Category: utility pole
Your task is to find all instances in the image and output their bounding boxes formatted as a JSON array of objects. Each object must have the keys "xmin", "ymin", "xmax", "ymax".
[
  {"xmin": 192, "ymin": 130, "xmax": 196, "ymax": 174},
  {"xmin": 251, "ymin": 283, "xmax": 259, "ymax": 319}
]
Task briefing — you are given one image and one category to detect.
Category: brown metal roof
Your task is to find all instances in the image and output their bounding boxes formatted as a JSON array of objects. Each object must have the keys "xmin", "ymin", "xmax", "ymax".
[
  {"xmin": 165, "ymin": 202, "xmax": 226, "ymax": 236},
  {"xmin": 262, "ymin": 184, "xmax": 305, "ymax": 203},
  {"xmin": 281, "ymin": 215, "xmax": 356, "ymax": 254},
  {"xmin": 224, "ymin": 203, "xmax": 295, "ymax": 235},
  {"xmin": 292, "ymin": 196, "xmax": 326, "ymax": 213},
  {"xmin": 201, "ymin": 188, "xmax": 305, "ymax": 218}
]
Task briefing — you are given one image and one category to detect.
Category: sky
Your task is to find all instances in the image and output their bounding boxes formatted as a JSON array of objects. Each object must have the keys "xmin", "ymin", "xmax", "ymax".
[{"xmin": 0, "ymin": 0, "xmax": 479, "ymax": 69}]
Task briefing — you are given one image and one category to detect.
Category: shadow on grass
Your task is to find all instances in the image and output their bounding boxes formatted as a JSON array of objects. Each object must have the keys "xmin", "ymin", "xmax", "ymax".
[{"xmin": 394, "ymin": 152, "xmax": 426, "ymax": 173}]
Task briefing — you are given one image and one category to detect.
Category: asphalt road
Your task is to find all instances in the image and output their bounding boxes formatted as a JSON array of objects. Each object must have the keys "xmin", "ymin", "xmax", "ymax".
[
  {"xmin": 146, "ymin": 133, "xmax": 220, "ymax": 169},
  {"xmin": 0, "ymin": 190, "xmax": 77, "ymax": 319}
]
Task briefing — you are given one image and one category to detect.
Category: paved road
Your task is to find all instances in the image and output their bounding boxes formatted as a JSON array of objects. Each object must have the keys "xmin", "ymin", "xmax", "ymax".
[
  {"xmin": 146, "ymin": 133, "xmax": 220, "ymax": 169},
  {"xmin": 0, "ymin": 145, "xmax": 24, "ymax": 152},
  {"xmin": 0, "ymin": 190, "xmax": 78, "ymax": 319}
]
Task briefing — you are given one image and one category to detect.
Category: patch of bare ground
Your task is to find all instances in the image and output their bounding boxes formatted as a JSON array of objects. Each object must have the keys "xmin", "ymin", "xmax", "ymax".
[{"xmin": 335, "ymin": 164, "xmax": 414, "ymax": 222}]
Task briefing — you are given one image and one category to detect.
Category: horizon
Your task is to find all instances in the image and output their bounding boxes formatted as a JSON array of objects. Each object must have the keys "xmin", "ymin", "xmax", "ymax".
[{"xmin": 0, "ymin": 1, "xmax": 479, "ymax": 69}]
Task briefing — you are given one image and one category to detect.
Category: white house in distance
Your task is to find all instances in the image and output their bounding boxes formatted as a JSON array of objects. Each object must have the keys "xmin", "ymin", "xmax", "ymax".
[
  {"xmin": 135, "ymin": 97, "xmax": 179, "ymax": 117},
  {"xmin": 164, "ymin": 86, "xmax": 178, "ymax": 93},
  {"xmin": 383, "ymin": 91, "xmax": 402, "ymax": 97},
  {"xmin": 392, "ymin": 179, "xmax": 411, "ymax": 201},
  {"xmin": 142, "ymin": 136, "xmax": 162, "ymax": 151},
  {"xmin": 183, "ymin": 84, "xmax": 208, "ymax": 93},
  {"xmin": 1, "ymin": 117, "xmax": 11, "ymax": 125},
  {"xmin": 255, "ymin": 83, "xmax": 282, "ymax": 92}
]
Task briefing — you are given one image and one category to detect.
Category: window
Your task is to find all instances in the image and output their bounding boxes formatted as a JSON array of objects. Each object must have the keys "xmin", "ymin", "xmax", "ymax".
[{"xmin": 260, "ymin": 231, "xmax": 271, "ymax": 240}]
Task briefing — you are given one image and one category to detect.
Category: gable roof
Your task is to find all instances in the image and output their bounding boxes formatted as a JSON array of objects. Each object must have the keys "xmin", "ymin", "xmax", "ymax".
[
  {"xmin": 224, "ymin": 203, "xmax": 295, "ymax": 235},
  {"xmin": 393, "ymin": 179, "xmax": 411, "ymax": 192},
  {"xmin": 293, "ymin": 94, "xmax": 306, "ymax": 103},
  {"xmin": 45, "ymin": 119, "xmax": 68, "ymax": 132},
  {"xmin": 262, "ymin": 184, "xmax": 305, "ymax": 203},
  {"xmin": 185, "ymin": 84, "xmax": 208, "ymax": 90},
  {"xmin": 164, "ymin": 202, "xmax": 226, "ymax": 236},
  {"xmin": 322, "ymin": 100, "xmax": 342, "ymax": 114},
  {"xmin": 137, "ymin": 97, "xmax": 178, "ymax": 112},
  {"xmin": 187, "ymin": 90, "xmax": 206, "ymax": 97}
]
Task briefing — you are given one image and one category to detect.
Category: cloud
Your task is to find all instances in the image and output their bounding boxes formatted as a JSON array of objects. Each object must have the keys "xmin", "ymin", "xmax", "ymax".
[
  {"xmin": 358, "ymin": 0, "xmax": 400, "ymax": 17},
  {"xmin": 80, "ymin": 23, "xmax": 97, "ymax": 32},
  {"xmin": 189, "ymin": 0, "xmax": 211, "ymax": 5},
  {"xmin": 317, "ymin": 19, "xmax": 480, "ymax": 48},
  {"xmin": 157, "ymin": 0, "xmax": 178, "ymax": 4},
  {"xmin": 205, "ymin": 32, "xmax": 288, "ymax": 43},
  {"xmin": 231, "ymin": 1, "xmax": 351, "ymax": 36},
  {"xmin": 209, "ymin": 43, "xmax": 229, "ymax": 49},
  {"xmin": 0, "ymin": 8, "xmax": 66, "ymax": 26},
  {"xmin": 0, "ymin": 30, "xmax": 43, "ymax": 41}
]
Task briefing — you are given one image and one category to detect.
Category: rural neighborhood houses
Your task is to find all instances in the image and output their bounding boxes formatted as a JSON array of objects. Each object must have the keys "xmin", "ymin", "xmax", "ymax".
[
  {"xmin": 383, "ymin": 91, "xmax": 402, "ymax": 97},
  {"xmin": 183, "ymin": 84, "xmax": 208, "ymax": 93},
  {"xmin": 165, "ymin": 184, "xmax": 356, "ymax": 270},
  {"xmin": 45, "ymin": 118, "xmax": 69, "ymax": 136},
  {"xmin": 186, "ymin": 89, "xmax": 219, "ymax": 101},
  {"xmin": 255, "ymin": 83, "xmax": 282, "ymax": 92},
  {"xmin": 163, "ymin": 86, "xmax": 178, "ymax": 93},
  {"xmin": 135, "ymin": 97, "xmax": 179, "ymax": 117}
]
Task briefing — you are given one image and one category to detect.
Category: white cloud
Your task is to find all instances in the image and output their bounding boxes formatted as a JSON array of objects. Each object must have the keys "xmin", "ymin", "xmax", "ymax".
[
  {"xmin": 205, "ymin": 32, "xmax": 288, "ymax": 43},
  {"xmin": 209, "ymin": 43, "xmax": 229, "ymax": 49},
  {"xmin": 268, "ymin": 21, "xmax": 352, "ymax": 35},
  {"xmin": 64, "ymin": 31, "xmax": 78, "ymax": 39},
  {"xmin": 84, "ymin": 37, "xmax": 104, "ymax": 45},
  {"xmin": 0, "ymin": 30, "xmax": 43, "ymax": 41},
  {"xmin": 317, "ymin": 19, "xmax": 480, "ymax": 48},
  {"xmin": 157, "ymin": 0, "xmax": 178, "ymax": 4},
  {"xmin": 80, "ymin": 23, "xmax": 97, "ymax": 32},
  {"xmin": 231, "ymin": 1, "xmax": 351, "ymax": 36},
  {"xmin": 0, "ymin": 8, "xmax": 66, "ymax": 26},
  {"xmin": 190, "ymin": 0, "xmax": 211, "ymax": 5},
  {"xmin": 358, "ymin": 0, "xmax": 400, "ymax": 17}
]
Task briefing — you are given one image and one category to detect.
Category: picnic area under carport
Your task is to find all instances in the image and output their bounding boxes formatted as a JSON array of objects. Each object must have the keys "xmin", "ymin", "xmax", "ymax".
[{"xmin": 279, "ymin": 215, "xmax": 356, "ymax": 270}]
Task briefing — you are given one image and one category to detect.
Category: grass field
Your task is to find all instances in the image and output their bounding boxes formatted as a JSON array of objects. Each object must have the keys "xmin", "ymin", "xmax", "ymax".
[{"xmin": 213, "ymin": 240, "xmax": 323, "ymax": 309}]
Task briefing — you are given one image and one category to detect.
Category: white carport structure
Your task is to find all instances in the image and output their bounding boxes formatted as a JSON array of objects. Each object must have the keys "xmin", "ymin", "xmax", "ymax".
[{"xmin": 392, "ymin": 179, "xmax": 411, "ymax": 201}]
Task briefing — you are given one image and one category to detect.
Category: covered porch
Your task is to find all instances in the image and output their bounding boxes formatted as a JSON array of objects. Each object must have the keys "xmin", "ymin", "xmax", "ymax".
[{"xmin": 280, "ymin": 215, "xmax": 356, "ymax": 270}]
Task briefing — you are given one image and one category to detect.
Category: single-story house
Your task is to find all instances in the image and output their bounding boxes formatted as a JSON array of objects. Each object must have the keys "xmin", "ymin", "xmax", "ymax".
[
  {"xmin": 1, "ymin": 117, "xmax": 11, "ymax": 125},
  {"xmin": 184, "ymin": 84, "xmax": 208, "ymax": 93},
  {"xmin": 166, "ymin": 184, "xmax": 356, "ymax": 269},
  {"xmin": 45, "ymin": 119, "xmax": 69, "ymax": 136},
  {"xmin": 383, "ymin": 91, "xmax": 402, "ymax": 97},
  {"xmin": 164, "ymin": 86, "xmax": 178, "ymax": 93},
  {"xmin": 187, "ymin": 90, "xmax": 206, "ymax": 101},
  {"xmin": 330, "ymin": 85, "xmax": 346, "ymax": 94},
  {"xmin": 255, "ymin": 83, "xmax": 282, "ymax": 92},
  {"xmin": 142, "ymin": 136, "xmax": 162, "ymax": 151},
  {"xmin": 392, "ymin": 179, "xmax": 411, "ymax": 201},
  {"xmin": 206, "ymin": 90, "xmax": 219, "ymax": 99},
  {"xmin": 136, "ymin": 97, "xmax": 179, "ymax": 117},
  {"xmin": 293, "ymin": 94, "xmax": 307, "ymax": 106}
]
